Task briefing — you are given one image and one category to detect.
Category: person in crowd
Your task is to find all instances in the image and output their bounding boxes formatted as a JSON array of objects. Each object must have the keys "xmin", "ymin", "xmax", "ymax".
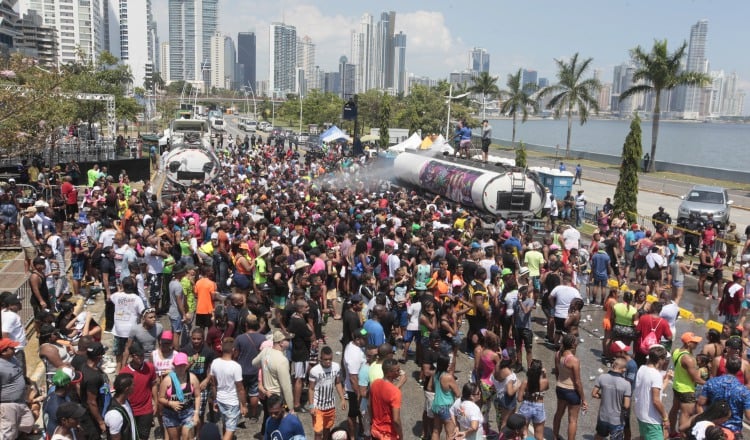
[
  {"xmin": 264, "ymin": 394, "xmax": 305, "ymax": 440},
  {"xmin": 634, "ymin": 345, "xmax": 672, "ymax": 440},
  {"xmin": 211, "ymin": 338, "xmax": 247, "ymax": 440},
  {"xmin": 104, "ymin": 373, "xmax": 139, "ymax": 440},
  {"xmin": 159, "ymin": 352, "xmax": 201, "ymax": 440},
  {"xmin": 592, "ymin": 358, "xmax": 631, "ymax": 440},
  {"xmin": 699, "ymin": 357, "xmax": 750, "ymax": 439},
  {"xmin": 0, "ymin": 338, "xmax": 35, "ymax": 437},
  {"xmin": 253, "ymin": 330, "xmax": 295, "ymax": 437},
  {"xmin": 552, "ymin": 334, "xmax": 587, "ymax": 440},
  {"xmin": 50, "ymin": 402, "xmax": 88, "ymax": 440},
  {"xmin": 370, "ymin": 358, "xmax": 404, "ymax": 440},
  {"xmin": 308, "ymin": 346, "xmax": 347, "ymax": 440}
]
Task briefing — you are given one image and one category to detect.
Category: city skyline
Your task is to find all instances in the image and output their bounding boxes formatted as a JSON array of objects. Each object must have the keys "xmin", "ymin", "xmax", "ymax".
[{"xmin": 151, "ymin": 0, "xmax": 750, "ymax": 113}]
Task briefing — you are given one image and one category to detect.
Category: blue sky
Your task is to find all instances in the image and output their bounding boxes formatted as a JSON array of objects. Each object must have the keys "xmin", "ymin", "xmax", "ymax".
[{"xmin": 154, "ymin": 0, "xmax": 750, "ymax": 107}]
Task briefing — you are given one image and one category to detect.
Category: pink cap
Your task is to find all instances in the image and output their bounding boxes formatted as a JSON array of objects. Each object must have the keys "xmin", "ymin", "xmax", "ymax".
[
  {"xmin": 161, "ymin": 330, "xmax": 174, "ymax": 341},
  {"xmin": 173, "ymin": 352, "xmax": 189, "ymax": 366}
]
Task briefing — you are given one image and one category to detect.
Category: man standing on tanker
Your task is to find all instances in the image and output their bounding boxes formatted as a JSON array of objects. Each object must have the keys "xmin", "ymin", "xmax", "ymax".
[
  {"xmin": 481, "ymin": 119, "xmax": 492, "ymax": 163},
  {"xmin": 454, "ymin": 120, "xmax": 472, "ymax": 158}
]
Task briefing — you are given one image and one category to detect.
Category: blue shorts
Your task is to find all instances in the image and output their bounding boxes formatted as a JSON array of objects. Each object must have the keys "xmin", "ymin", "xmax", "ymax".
[
  {"xmin": 592, "ymin": 277, "xmax": 608, "ymax": 287},
  {"xmin": 404, "ymin": 330, "xmax": 418, "ymax": 343},
  {"xmin": 672, "ymin": 280, "xmax": 684, "ymax": 288},
  {"xmin": 217, "ymin": 401, "xmax": 241, "ymax": 432},
  {"xmin": 531, "ymin": 276, "xmax": 541, "ymax": 292},
  {"xmin": 432, "ymin": 405, "xmax": 452, "ymax": 421},
  {"xmin": 113, "ymin": 336, "xmax": 128, "ymax": 356},
  {"xmin": 517, "ymin": 401, "xmax": 545, "ymax": 424},
  {"xmin": 596, "ymin": 419, "xmax": 624, "ymax": 439},
  {"xmin": 162, "ymin": 406, "xmax": 195, "ymax": 428},
  {"xmin": 72, "ymin": 260, "xmax": 85, "ymax": 281},
  {"xmin": 232, "ymin": 273, "xmax": 251, "ymax": 290},
  {"xmin": 395, "ymin": 307, "xmax": 408, "ymax": 328},
  {"xmin": 556, "ymin": 387, "xmax": 582, "ymax": 405},
  {"xmin": 242, "ymin": 374, "xmax": 259, "ymax": 397},
  {"xmin": 170, "ymin": 318, "xmax": 184, "ymax": 334}
]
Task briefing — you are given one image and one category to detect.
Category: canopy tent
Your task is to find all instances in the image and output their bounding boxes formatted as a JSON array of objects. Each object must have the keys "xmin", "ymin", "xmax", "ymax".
[
  {"xmin": 427, "ymin": 135, "xmax": 454, "ymax": 155},
  {"xmin": 320, "ymin": 125, "xmax": 351, "ymax": 143},
  {"xmin": 387, "ymin": 132, "xmax": 422, "ymax": 153},
  {"xmin": 419, "ymin": 136, "xmax": 433, "ymax": 149},
  {"xmin": 360, "ymin": 134, "xmax": 379, "ymax": 142}
]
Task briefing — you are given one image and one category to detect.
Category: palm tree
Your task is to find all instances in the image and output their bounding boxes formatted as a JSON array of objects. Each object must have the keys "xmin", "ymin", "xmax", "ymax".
[
  {"xmin": 538, "ymin": 53, "xmax": 601, "ymax": 158},
  {"xmin": 469, "ymin": 71, "xmax": 500, "ymax": 120},
  {"xmin": 619, "ymin": 40, "xmax": 710, "ymax": 172},
  {"xmin": 499, "ymin": 68, "xmax": 538, "ymax": 148}
]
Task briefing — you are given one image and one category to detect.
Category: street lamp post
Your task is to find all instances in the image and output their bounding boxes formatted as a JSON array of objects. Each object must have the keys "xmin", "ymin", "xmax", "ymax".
[
  {"xmin": 245, "ymin": 83, "xmax": 257, "ymax": 119},
  {"xmin": 444, "ymin": 84, "xmax": 470, "ymax": 138}
]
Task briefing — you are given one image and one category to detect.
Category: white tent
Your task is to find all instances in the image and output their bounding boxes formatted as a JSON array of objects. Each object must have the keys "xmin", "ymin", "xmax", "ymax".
[
  {"xmin": 321, "ymin": 126, "xmax": 351, "ymax": 143},
  {"xmin": 427, "ymin": 135, "xmax": 455, "ymax": 156},
  {"xmin": 387, "ymin": 132, "xmax": 422, "ymax": 153}
]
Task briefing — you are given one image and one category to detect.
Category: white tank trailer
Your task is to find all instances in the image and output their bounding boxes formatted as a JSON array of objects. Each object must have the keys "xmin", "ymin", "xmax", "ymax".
[{"xmin": 392, "ymin": 152, "xmax": 546, "ymax": 218}]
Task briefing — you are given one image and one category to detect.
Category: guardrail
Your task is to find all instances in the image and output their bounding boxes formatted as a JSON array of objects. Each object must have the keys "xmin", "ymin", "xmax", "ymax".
[{"xmin": 13, "ymin": 277, "xmax": 34, "ymax": 328}]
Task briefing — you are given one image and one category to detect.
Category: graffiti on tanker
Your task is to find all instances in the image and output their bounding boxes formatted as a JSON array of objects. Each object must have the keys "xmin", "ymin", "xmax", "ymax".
[{"xmin": 418, "ymin": 161, "xmax": 481, "ymax": 206}]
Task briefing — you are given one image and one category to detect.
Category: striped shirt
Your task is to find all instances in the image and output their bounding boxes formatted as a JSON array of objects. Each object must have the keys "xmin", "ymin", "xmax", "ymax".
[{"xmin": 309, "ymin": 362, "xmax": 341, "ymax": 410}]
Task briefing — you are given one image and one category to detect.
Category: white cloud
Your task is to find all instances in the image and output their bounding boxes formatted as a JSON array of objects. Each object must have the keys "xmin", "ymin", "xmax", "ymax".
[{"xmin": 153, "ymin": 1, "xmax": 466, "ymax": 82}]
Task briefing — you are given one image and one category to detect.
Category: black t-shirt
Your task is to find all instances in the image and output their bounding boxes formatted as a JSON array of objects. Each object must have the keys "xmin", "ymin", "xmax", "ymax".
[
  {"xmin": 421, "ymin": 347, "xmax": 440, "ymax": 391},
  {"xmin": 341, "ymin": 308, "xmax": 361, "ymax": 347},
  {"xmin": 308, "ymin": 301, "xmax": 323, "ymax": 340},
  {"xmin": 180, "ymin": 344, "xmax": 216, "ymax": 381},
  {"xmin": 271, "ymin": 264, "xmax": 289, "ymax": 298},
  {"xmin": 79, "ymin": 363, "xmax": 108, "ymax": 434},
  {"xmin": 502, "ymin": 252, "xmax": 517, "ymax": 272},
  {"xmin": 100, "ymin": 257, "xmax": 117, "ymax": 288},
  {"xmin": 446, "ymin": 252, "xmax": 458, "ymax": 275},
  {"xmin": 231, "ymin": 333, "xmax": 265, "ymax": 376},
  {"xmin": 287, "ymin": 315, "xmax": 312, "ymax": 362}
]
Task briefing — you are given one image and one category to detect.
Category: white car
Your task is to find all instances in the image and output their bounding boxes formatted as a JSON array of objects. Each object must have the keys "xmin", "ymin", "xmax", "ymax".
[{"xmin": 258, "ymin": 121, "xmax": 271, "ymax": 132}]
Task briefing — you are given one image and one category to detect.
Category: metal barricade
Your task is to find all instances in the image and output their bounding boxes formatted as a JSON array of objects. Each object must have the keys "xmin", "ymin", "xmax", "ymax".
[{"xmin": 14, "ymin": 277, "xmax": 34, "ymax": 327}]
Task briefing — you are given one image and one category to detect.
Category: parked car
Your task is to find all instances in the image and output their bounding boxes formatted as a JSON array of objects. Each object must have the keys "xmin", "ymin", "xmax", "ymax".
[
  {"xmin": 258, "ymin": 121, "xmax": 271, "ymax": 132},
  {"xmin": 271, "ymin": 127, "xmax": 283, "ymax": 138},
  {"xmin": 238, "ymin": 118, "xmax": 257, "ymax": 132},
  {"xmin": 677, "ymin": 185, "xmax": 733, "ymax": 227},
  {"xmin": 297, "ymin": 132, "xmax": 309, "ymax": 145}
]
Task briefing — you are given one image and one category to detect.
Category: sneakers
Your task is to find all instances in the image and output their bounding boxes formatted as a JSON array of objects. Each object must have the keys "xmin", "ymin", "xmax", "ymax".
[{"xmin": 85, "ymin": 298, "xmax": 95, "ymax": 305}]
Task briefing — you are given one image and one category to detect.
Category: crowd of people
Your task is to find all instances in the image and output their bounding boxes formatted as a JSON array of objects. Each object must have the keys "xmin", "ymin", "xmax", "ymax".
[{"xmin": 1, "ymin": 131, "xmax": 750, "ymax": 440}]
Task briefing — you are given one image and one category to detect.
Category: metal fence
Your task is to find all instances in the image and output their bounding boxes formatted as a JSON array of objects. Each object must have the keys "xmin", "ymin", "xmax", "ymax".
[
  {"xmin": 0, "ymin": 138, "xmax": 143, "ymax": 168},
  {"xmin": 13, "ymin": 277, "xmax": 34, "ymax": 327}
]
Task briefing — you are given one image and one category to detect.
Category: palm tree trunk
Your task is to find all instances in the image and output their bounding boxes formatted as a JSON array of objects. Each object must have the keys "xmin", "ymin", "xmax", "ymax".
[
  {"xmin": 649, "ymin": 90, "xmax": 661, "ymax": 173},
  {"xmin": 566, "ymin": 106, "xmax": 573, "ymax": 158},
  {"xmin": 512, "ymin": 111, "xmax": 517, "ymax": 148}
]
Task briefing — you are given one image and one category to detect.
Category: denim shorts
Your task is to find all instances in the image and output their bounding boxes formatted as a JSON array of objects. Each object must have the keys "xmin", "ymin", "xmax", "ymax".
[
  {"xmin": 432, "ymin": 404, "xmax": 452, "ymax": 421},
  {"xmin": 242, "ymin": 374, "xmax": 259, "ymax": 397},
  {"xmin": 556, "ymin": 387, "xmax": 582, "ymax": 405},
  {"xmin": 404, "ymin": 330, "xmax": 418, "ymax": 343},
  {"xmin": 162, "ymin": 406, "xmax": 195, "ymax": 428},
  {"xmin": 72, "ymin": 260, "xmax": 85, "ymax": 281},
  {"xmin": 395, "ymin": 307, "xmax": 408, "ymax": 328},
  {"xmin": 596, "ymin": 419, "xmax": 624, "ymax": 439},
  {"xmin": 217, "ymin": 401, "xmax": 241, "ymax": 432},
  {"xmin": 517, "ymin": 401, "xmax": 545, "ymax": 424}
]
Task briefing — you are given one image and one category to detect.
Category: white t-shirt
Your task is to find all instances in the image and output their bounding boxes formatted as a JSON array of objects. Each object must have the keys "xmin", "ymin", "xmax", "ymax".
[
  {"xmin": 660, "ymin": 302, "xmax": 679, "ymax": 337},
  {"xmin": 633, "ymin": 365, "xmax": 664, "ymax": 424},
  {"xmin": 144, "ymin": 247, "xmax": 164, "ymax": 274},
  {"xmin": 210, "ymin": 358, "xmax": 243, "ymax": 406},
  {"xmin": 450, "ymin": 399, "xmax": 484, "ymax": 440},
  {"xmin": 550, "ymin": 285, "xmax": 582, "ymax": 318},
  {"xmin": 343, "ymin": 342, "xmax": 366, "ymax": 392},
  {"xmin": 1, "ymin": 309, "xmax": 26, "ymax": 348},
  {"xmin": 98, "ymin": 229, "xmax": 116, "ymax": 248},
  {"xmin": 111, "ymin": 291, "xmax": 145, "ymax": 338},
  {"xmin": 104, "ymin": 401, "xmax": 136, "ymax": 435},
  {"xmin": 562, "ymin": 228, "xmax": 581, "ymax": 250},
  {"xmin": 308, "ymin": 362, "xmax": 341, "ymax": 411},
  {"xmin": 406, "ymin": 302, "xmax": 421, "ymax": 331},
  {"xmin": 504, "ymin": 290, "xmax": 519, "ymax": 317}
]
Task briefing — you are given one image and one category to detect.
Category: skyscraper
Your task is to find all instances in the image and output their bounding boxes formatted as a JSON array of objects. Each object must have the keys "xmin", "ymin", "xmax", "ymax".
[
  {"xmin": 521, "ymin": 69, "xmax": 538, "ymax": 91},
  {"xmin": 210, "ymin": 32, "xmax": 235, "ymax": 90},
  {"xmin": 297, "ymin": 35, "xmax": 316, "ymax": 93},
  {"xmin": 469, "ymin": 47, "xmax": 490, "ymax": 74},
  {"xmin": 105, "ymin": 0, "xmax": 156, "ymax": 89},
  {"xmin": 371, "ymin": 11, "xmax": 395, "ymax": 89},
  {"xmin": 168, "ymin": 0, "xmax": 218, "ymax": 85},
  {"xmin": 18, "ymin": 0, "xmax": 106, "ymax": 65},
  {"xmin": 683, "ymin": 19, "xmax": 709, "ymax": 117},
  {"xmin": 269, "ymin": 22, "xmax": 296, "ymax": 97},
  {"xmin": 339, "ymin": 55, "xmax": 355, "ymax": 99},
  {"xmin": 237, "ymin": 32, "xmax": 256, "ymax": 91},
  {"xmin": 392, "ymin": 32, "xmax": 407, "ymax": 94}
]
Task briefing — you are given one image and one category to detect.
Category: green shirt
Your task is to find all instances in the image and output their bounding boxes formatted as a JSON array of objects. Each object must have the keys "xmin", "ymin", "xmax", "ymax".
[
  {"xmin": 163, "ymin": 255, "xmax": 175, "ymax": 275},
  {"xmin": 672, "ymin": 348, "xmax": 696, "ymax": 393},
  {"xmin": 181, "ymin": 277, "xmax": 195, "ymax": 313},
  {"xmin": 87, "ymin": 168, "xmax": 100, "ymax": 187},
  {"xmin": 613, "ymin": 302, "xmax": 637, "ymax": 327},
  {"xmin": 253, "ymin": 257, "xmax": 267, "ymax": 285}
]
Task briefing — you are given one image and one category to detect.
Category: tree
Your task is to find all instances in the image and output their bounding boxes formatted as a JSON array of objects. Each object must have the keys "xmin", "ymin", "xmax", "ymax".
[
  {"xmin": 538, "ymin": 53, "xmax": 601, "ymax": 158},
  {"xmin": 144, "ymin": 71, "xmax": 165, "ymax": 92},
  {"xmin": 379, "ymin": 92, "xmax": 391, "ymax": 148},
  {"xmin": 500, "ymin": 69, "xmax": 538, "ymax": 148},
  {"xmin": 613, "ymin": 115, "xmax": 643, "ymax": 223},
  {"xmin": 515, "ymin": 142, "xmax": 527, "ymax": 168},
  {"xmin": 619, "ymin": 40, "xmax": 711, "ymax": 172},
  {"xmin": 469, "ymin": 71, "xmax": 500, "ymax": 120}
]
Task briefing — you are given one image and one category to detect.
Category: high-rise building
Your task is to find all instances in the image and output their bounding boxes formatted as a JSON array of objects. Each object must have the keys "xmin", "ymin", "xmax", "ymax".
[
  {"xmin": 392, "ymin": 31, "xmax": 406, "ymax": 95},
  {"xmin": 598, "ymin": 83, "xmax": 612, "ymax": 112},
  {"xmin": 160, "ymin": 42, "xmax": 170, "ymax": 81},
  {"xmin": 351, "ymin": 14, "xmax": 374, "ymax": 93},
  {"xmin": 682, "ymin": 19, "xmax": 709, "ymax": 118},
  {"xmin": 237, "ymin": 32, "xmax": 256, "ymax": 91},
  {"xmin": 521, "ymin": 69, "xmax": 538, "ymax": 91},
  {"xmin": 269, "ymin": 22, "xmax": 296, "ymax": 97},
  {"xmin": 0, "ymin": 1, "xmax": 20, "ymax": 56},
  {"xmin": 210, "ymin": 32, "xmax": 235, "ymax": 90},
  {"xmin": 377, "ymin": 11, "xmax": 395, "ymax": 89},
  {"xmin": 339, "ymin": 55, "xmax": 355, "ymax": 99},
  {"xmin": 538, "ymin": 78, "xmax": 549, "ymax": 88},
  {"xmin": 449, "ymin": 71, "xmax": 475, "ymax": 87},
  {"xmin": 15, "ymin": 10, "xmax": 57, "ymax": 67},
  {"xmin": 105, "ymin": 0, "xmax": 156, "ymax": 89},
  {"xmin": 168, "ymin": 0, "xmax": 218, "ymax": 84},
  {"xmin": 297, "ymin": 35, "xmax": 316, "ymax": 94},
  {"xmin": 469, "ymin": 47, "xmax": 490, "ymax": 74},
  {"xmin": 18, "ymin": 0, "xmax": 106, "ymax": 65},
  {"xmin": 324, "ymin": 71, "xmax": 340, "ymax": 95}
]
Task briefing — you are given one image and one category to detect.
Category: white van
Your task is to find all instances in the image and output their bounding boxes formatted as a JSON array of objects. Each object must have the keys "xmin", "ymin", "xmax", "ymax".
[{"xmin": 238, "ymin": 118, "xmax": 257, "ymax": 132}]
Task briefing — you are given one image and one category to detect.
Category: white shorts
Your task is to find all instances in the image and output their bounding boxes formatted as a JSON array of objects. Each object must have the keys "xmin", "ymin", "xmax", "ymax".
[{"xmin": 292, "ymin": 361, "xmax": 308, "ymax": 379}]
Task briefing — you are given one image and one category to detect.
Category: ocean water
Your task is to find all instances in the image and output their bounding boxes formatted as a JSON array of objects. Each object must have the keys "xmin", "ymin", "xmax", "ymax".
[{"xmin": 486, "ymin": 118, "xmax": 750, "ymax": 171}]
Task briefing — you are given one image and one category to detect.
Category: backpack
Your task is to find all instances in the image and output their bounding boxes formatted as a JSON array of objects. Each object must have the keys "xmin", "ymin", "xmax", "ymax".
[{"xmin": 639, "ymin": 319, "xmax": 661, "ymax": 355}]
